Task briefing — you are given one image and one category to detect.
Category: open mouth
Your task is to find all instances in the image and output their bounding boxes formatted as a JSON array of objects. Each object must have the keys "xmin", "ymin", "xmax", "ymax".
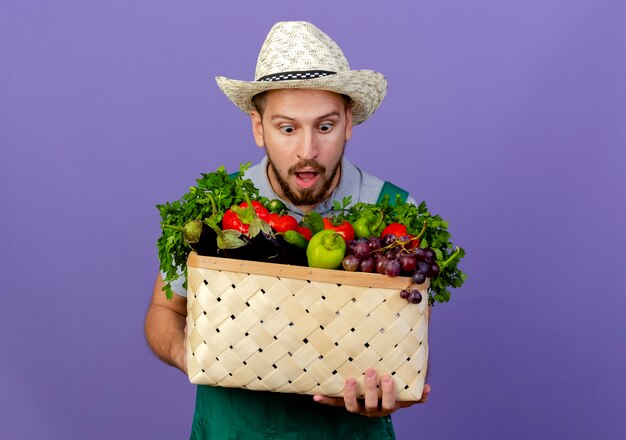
[{"xmin": 294, "ymin": 170, "xmax": 320, "ymax": 189}]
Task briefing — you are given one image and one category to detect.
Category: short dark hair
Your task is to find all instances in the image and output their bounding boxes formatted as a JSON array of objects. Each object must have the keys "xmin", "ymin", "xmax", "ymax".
[{"xmin": 251, "ymin": 91, "xmax": 353, "ymax": 118}]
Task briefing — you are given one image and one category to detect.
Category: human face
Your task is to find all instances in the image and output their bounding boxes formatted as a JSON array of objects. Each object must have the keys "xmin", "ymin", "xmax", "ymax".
[{"xmin": 250, "ymin": 89, "xmax": 353, "ymax": 211}]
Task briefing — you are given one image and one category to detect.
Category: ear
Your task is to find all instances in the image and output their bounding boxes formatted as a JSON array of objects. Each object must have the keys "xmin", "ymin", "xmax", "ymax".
[
  {"xmin": 250, "ymin": 111, "xmax": 265, "ymax": 147},
  {"xmin": 344, "ymin": 107, "xmax": 353, "ymax": 142}
]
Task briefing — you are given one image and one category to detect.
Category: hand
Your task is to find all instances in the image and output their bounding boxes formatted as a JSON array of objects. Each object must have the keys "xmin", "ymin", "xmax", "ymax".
[{"xmin": 313, "ymin": 368, "xmax": 431, "ymax": 418}]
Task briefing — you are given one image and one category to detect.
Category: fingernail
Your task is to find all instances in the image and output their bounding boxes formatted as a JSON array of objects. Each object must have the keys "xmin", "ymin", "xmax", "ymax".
[
  {"xmin": 347, "ymin": 379, "xmax": 356, "ymax": 389},
  {"xmin": 382, "ymin": 376, "xmax": 391, "ymax": 384},
  {"xmin": 366, "ymin": 369, "xmax": 375, "ymax": 379}
]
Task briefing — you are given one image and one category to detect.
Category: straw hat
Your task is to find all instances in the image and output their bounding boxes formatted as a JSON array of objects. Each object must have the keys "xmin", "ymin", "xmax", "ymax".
[{"xmin": 215, "ymin": 21, "xmax": 387, "ymax": 125}]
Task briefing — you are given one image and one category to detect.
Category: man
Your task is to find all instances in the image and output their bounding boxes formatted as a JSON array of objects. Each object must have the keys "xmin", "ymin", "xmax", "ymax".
[{"xmin": 145, "ymin": 21, "xmax": 430, "ymax": 439}]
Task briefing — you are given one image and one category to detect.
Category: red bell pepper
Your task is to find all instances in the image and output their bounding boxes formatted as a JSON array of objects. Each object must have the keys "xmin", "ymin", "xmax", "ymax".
[
  {"xmin": 381, "ymin": 222, "xmax": 407, "ymax": 238},
  {"xmin": 267, "ymin": 213, "xmax": 299, "ymax": 233},
  {"xmin": 222, "ymin": 209, "xmax": 248, "ymax": 234},
  {"xmin": 323, "ymin": 217, "xmax": 355, "ymax": 242},
  {"xmin": 222, "ymin": 200, "xmax": 270, "ymax": 235},
  {"xmin": 240, "ymin": 201, "xmax": 269, "ymax": 221},
  {"xmin": 296, "ymin": 226, "xmax": 313, "ymax": 241}
]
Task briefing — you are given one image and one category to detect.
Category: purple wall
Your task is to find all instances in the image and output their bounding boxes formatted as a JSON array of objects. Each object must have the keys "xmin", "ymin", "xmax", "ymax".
[{"xmin": 2, "ymin": 1, "xmax": 625, "ymax": 439}]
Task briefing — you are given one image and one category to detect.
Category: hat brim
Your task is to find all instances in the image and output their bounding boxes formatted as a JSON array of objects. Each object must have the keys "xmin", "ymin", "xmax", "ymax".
[{"xmin": 215, "ymin": 70, "xmax": 387, "ymax": 125}]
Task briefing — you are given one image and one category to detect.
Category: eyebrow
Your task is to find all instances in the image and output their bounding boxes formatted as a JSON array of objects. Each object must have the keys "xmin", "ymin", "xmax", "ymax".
[{"xmin": 270, "ymin": 111, "xmax": 341, "ymax": 122}]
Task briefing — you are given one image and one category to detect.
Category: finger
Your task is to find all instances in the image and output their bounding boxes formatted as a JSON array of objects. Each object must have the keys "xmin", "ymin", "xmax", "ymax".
[
  {"xmin": 419, "ymin": 384, "xmax": 431, "ymax": 403},
  {"xmin": 363, "ymin": 369, "xmax": 379, "ymax": 412},
  {"xmin": 343, "ymin": 378, "xmax": 359, "ymax": 413},
  {"xmin": 313, "ymin": 395, "xmax": 345, "ymax": 407},
  {"xmin": 387, "ymin": 383, "xmax": 432, "ymax": 411},
  {"xmin": 380, "ymin": 374, "xmax": 397, "ymax": 412}
]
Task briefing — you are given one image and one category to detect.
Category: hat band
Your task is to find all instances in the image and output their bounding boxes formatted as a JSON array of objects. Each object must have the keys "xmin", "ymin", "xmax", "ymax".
[{"xmin": 257, "ymin": 70, "xmax": 336, "ymax": 82}]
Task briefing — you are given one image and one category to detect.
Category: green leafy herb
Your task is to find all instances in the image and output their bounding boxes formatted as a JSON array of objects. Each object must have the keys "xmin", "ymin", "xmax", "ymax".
[
  {"xmin": 331, "ymin": 196, "xmax": 353, "ymax": 215},
  {"xmin": 156, "ymin": 162, "xmax": 264, "ymax": 299}
]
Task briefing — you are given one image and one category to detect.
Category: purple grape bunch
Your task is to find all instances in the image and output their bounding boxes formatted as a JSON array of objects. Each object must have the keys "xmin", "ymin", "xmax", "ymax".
[{"xmin": 341, "ymin": 234, "xmax": 441, "ymax": 303}]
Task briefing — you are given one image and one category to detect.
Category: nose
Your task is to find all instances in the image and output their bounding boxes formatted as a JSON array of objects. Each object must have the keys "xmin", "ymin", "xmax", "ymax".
[{"xmin": 297, "ymin": 128, "xmax": 320, "ymax": 160}]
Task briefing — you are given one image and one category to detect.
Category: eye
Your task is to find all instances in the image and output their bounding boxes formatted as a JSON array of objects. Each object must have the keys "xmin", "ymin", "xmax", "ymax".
[
  {"xmin": 279, "ymin": 125, "xmax": 295, "ymax": 134},
  {"xmin": 319, "ymin": 123, "xmax": 333, "ymax": 132}
]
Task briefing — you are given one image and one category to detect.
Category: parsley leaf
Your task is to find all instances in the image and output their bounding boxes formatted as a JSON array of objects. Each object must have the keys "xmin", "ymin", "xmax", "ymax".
[{"xmin": 156, "ymin": 163, "xmax": 263, "ymax": 299}]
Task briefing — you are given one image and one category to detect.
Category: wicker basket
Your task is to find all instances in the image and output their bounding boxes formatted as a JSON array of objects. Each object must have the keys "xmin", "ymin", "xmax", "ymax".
[{"xmin": 186, "ymin": 252, "xmax": 429, "ymax": 401}]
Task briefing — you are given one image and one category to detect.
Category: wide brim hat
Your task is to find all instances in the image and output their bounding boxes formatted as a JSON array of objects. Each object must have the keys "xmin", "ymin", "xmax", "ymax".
[{"xmin": 215, "ymin": 21, "xmax": 387, "ymax": 125}]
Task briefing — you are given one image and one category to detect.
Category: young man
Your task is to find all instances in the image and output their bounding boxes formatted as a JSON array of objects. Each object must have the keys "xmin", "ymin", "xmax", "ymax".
[{"xmin": 145, "ymin": 21, "xmax": 430, "ymax": 439}]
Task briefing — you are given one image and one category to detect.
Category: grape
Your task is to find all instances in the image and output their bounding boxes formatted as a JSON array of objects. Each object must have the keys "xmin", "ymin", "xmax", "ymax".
[
  {"xmin": 423, "ymin": 248, "xmax": 435, "ymax": 262},
  {"xmin": 384, "ymin": 249, "xmax": 398, "ymax": 260},
  {"xmin": 408, "ymin": 290, "xmax": 423, "ymax": 304},
  {"xmin": 399, "ymin": 254, "xmax": 417, "ymax": 272},
  {"xmin": 384, "ymin": 259, "xmax": 401, "ymax": 277},
  {"xmin": 360, "ymin": 256, "xmax": 375, "ymax": 273},
  {"xmin": 381, "ymin": 234, "xmax": 397, "ymax": 247},
  {"xmin": 414, "ymin": 248, "xmax": 427, "ymax": 261},
  {"xmin": 427, "ymin": 262, "xmax": 441, "ymax": 278},
  {"xmin": 346, "ymin": 240, "xmax": 356, "ymax": 255},
  {"xmin": 342, "ymin": 254, "xmax": 359, "ymax": 272},
  {"xmin": 368, "ymin": 237, "xmax": 381, "ymax": 251},
  {"xmin": 375, "ymin": 256, "xmax": 388, "ymax": 274},
  {"xmin": 400, "ymin": 289, "xmax": 409, "ymax": 299},
  {"xmin": 353, "ymin": 242, "xmax": 370, "ymax": 259},
  {"xmin": 417, "ymin": 261, "xmax": 430, "ymax": 275},
  {"xmin": 412, "ymin": 271, "xmax": 426, "ymax": 284}
]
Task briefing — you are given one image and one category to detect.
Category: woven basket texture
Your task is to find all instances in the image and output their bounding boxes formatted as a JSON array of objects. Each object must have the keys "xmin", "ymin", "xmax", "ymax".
[{"xmin": 186, "ymin": 253, "xmax": 429, "ymax": 401}]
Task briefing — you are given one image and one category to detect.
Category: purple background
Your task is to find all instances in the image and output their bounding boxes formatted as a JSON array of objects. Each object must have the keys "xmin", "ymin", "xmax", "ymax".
[{"xmin": 2, "ymin": 1, "xmax": 625, "ymax": 439}]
